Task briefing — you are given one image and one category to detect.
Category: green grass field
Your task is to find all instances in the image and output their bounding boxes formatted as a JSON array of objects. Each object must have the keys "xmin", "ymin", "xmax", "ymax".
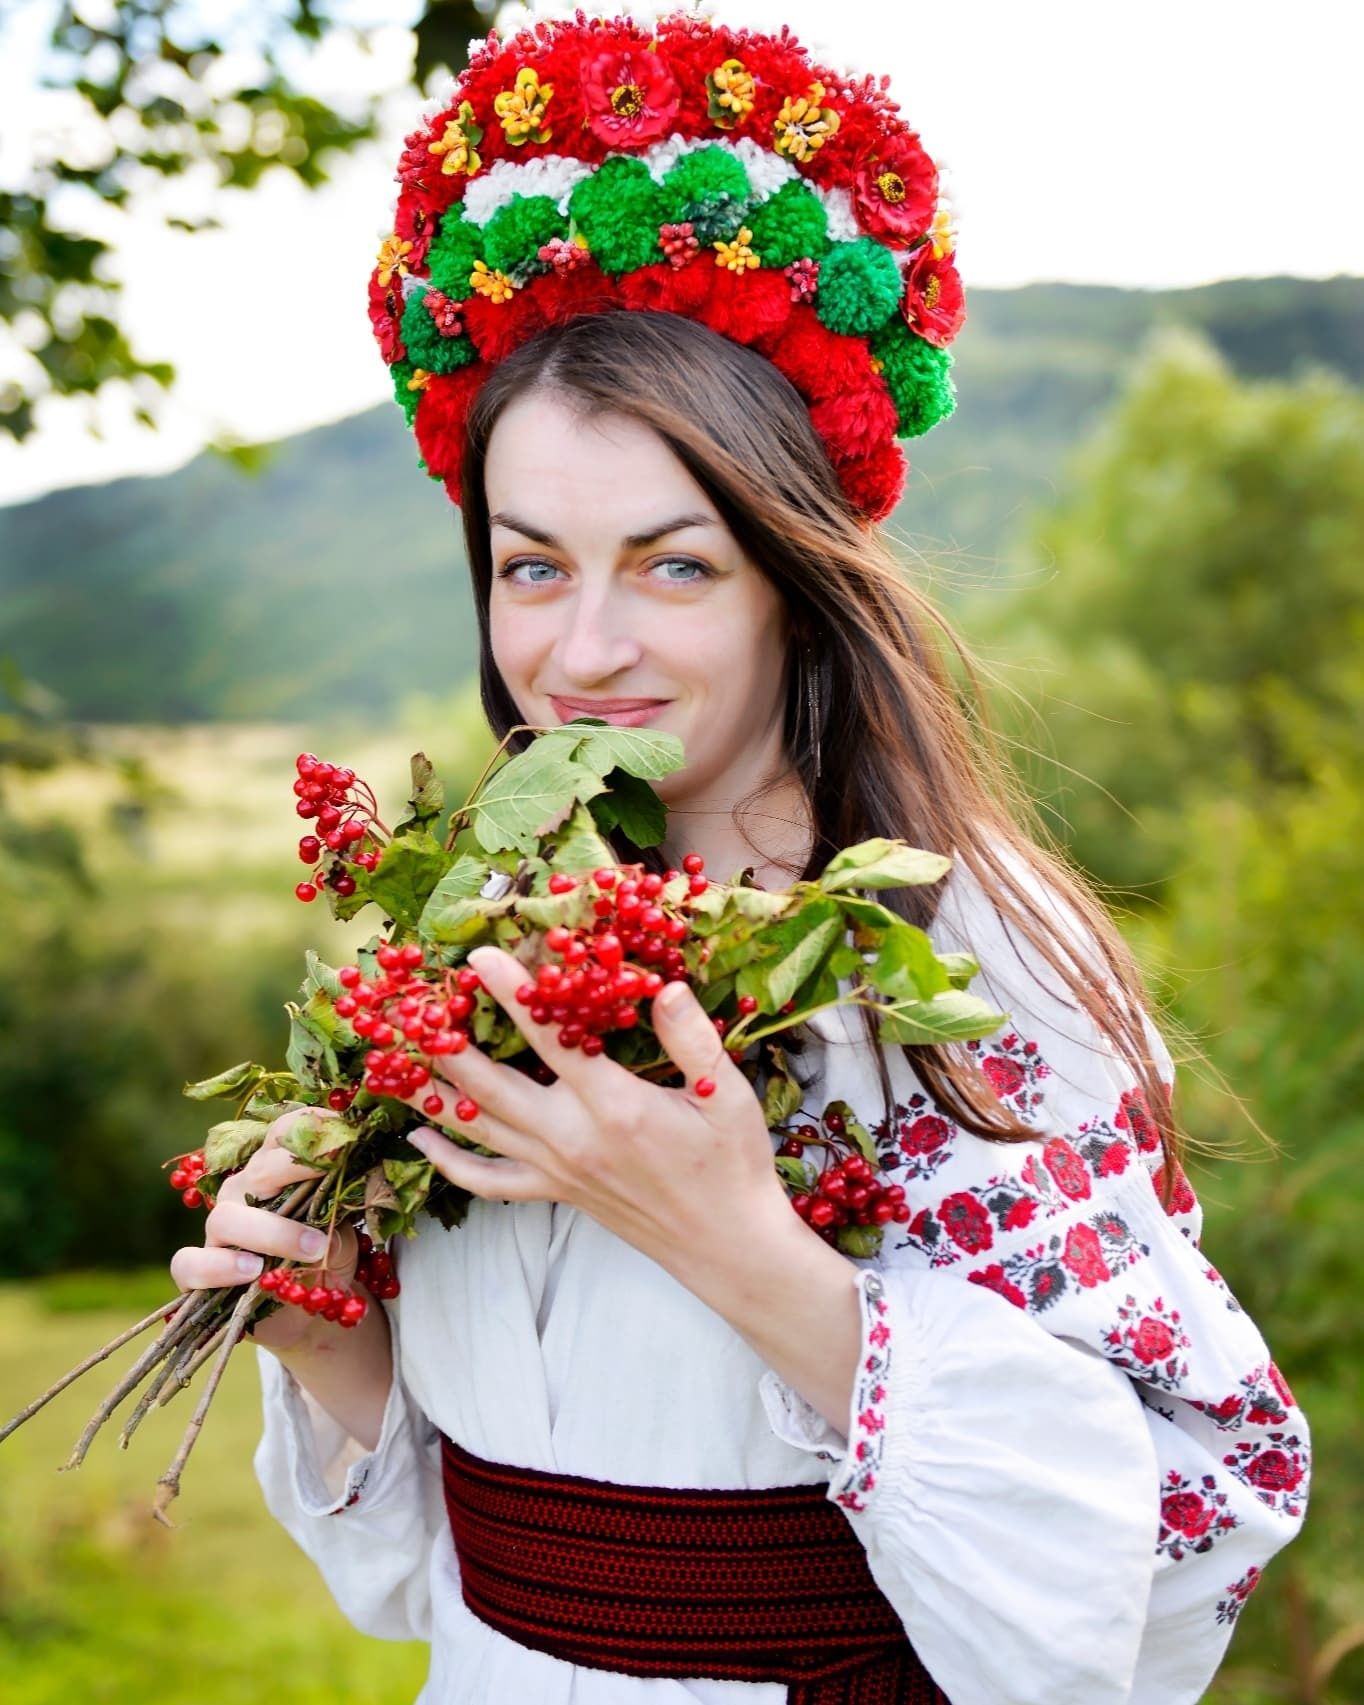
[{"xmin": 0, "ymin": 1271, "xmax": 430, "ymax": 1703}]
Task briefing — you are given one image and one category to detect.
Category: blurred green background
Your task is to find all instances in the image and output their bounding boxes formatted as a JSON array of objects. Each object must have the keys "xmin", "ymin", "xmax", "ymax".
[{"xmin": 1, "ymin": 0, "xmax": 1361, "ymax": 1696}]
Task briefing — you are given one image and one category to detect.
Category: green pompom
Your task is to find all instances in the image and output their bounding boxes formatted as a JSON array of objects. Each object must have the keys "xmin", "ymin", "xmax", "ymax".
[
  {"xmin": 569, "ymin": 158, "xmax": 666, "ymax": 275},
  {"xmin": 815, "ymin": 238, "xmax": 903, "ymax": 337},
  {"xmin": 399, "ymin": 288, "xmax": 478, "ymax": 375},
  {"xmin": 390, "ymin": 360, "xmax": 423, "ymax": 426},
  {"xmin": 659, "ymin": 146, "xmax": 751, "ymax": 242},
  {"xmin": 744, "ymin": 180, "xmax": 829, "ymax": 267},
  {"xmin": 869, "ymin": 320, "xmax": 957, "ymax": 437},
  {"xmin": 425, "ymin": 209, "xmax": 486, "ymax": 300},
  {"xmin": 483, "ymin": 194, "xmax": 569, "ymax": 281}
]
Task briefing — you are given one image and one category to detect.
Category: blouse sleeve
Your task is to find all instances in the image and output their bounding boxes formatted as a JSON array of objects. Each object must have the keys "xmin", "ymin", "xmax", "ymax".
[
  {"xmin": 758, "ymin": 852, "xmax": 1311, "ymax": 1705},
  {"xmin": 251, "ymin": 1299, "xmax": 447, "ymax": 1642}
]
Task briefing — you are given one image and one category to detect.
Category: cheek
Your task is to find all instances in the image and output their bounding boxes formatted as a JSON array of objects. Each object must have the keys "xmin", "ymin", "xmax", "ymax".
[{"xmin": 489, "ymin": 601, "xmax": 544, "ymax": 692}]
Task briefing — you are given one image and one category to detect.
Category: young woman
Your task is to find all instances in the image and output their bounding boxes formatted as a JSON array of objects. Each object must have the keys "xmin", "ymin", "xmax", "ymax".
[{"xmin": 171, "ymin": 11, "xmax": 1310, "ymax": 1702}]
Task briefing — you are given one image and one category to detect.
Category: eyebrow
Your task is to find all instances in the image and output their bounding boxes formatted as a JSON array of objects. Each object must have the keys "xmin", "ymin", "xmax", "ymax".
[{"xmin": 488, "ymin": 511, "xmax": 720, "ymax": 549}]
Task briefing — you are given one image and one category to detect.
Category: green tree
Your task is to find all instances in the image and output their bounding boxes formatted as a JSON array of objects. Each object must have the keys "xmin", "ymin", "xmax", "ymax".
[{"xmin": 2, "ymin": 0, "xmax": 488, "ymax": 443}]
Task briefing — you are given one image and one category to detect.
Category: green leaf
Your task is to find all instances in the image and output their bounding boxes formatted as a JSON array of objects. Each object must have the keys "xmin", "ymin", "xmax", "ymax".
[
  {"xmin": 277, "ymin": 1108, "xmax": 357, "ymax": 1164},
  {"xmin": 937, "ymin": 951, "xmax": 981, "ymax": 990},
  {"xmin": 203, "ymin": 1118, "xmax": 269, "ymax": 1173},
  {"xmin": 182, "ymin": 1060, "xmax": 266, "ymax": 1102},
  {"xmin": 827, "ymin": 941, "xmax": 866, "ymax": 979},
  {"xmin": 389, "ymin": 752, "xmax": 444, "ymax": 838},
  {"xmin": 558, "ymin": 720, "xmax": 686, "ymax": 781},
  {"xmin": 876, "ymin": 989, "xmax": 1009, "ymax": 1045},
  {"xmin": 686, "ymin": 881, "xmax": 795, "ymax": 931},
  {"xmin": 468, "ymin": 742, "xmax": 608, "ymax": 853},
  {"xmin": 835, "ymin": 1223, "xmax": 884, "ymax": 1258},
  {"xmin": 867, "ymin": 921, "xmax": 950, "ymax": 1002},
  {"xmin": 419, "ymin": 853, "xmax": 508, "ymax": 946},
  {"xmin": 762, "ymin": 1067, "xmax": 804, "ymax": 1126},
  {"xmin": 774, "ymin": 1154, "xmax": 812, "ymax": 1190},
  {"xmin": 819, "ymin": 838, "xmax": 952, "ymax": 893},
  {"xmin": 587, "ymin": 767, "xmax": 668, "ymax": 847},
  {"xmin": 382, "ymin": 1155, "xmax": 435, "ymax": 1223},
  {"xmin": 547, "ymin": 801, "xmax": 616, "ymax": 873},
  {"xmin": 366, "ymin": 828, "xmax": 455, "ymax": 932},
  {"xmin": 738, "ymin": 899, "xmax": 844, "ymax": 1012},
  {"xmin": 302, "ymin": 950, "xmax": 346, "ymax": 1002},
  {"xmin": 284, "ymin": 1002, "xmax": 340, "ymax": 1091}
]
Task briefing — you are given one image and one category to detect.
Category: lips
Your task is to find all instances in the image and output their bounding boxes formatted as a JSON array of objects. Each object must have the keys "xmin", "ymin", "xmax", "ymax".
[{"xmin": 549, "ymin": 696, "xmax": 670, "ymax": 727}]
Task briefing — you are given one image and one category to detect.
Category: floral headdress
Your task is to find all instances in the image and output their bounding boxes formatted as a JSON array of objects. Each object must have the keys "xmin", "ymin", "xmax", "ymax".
[{"xmin": 369, "ymin": 4, "xmax": 966, "ymax": 524}]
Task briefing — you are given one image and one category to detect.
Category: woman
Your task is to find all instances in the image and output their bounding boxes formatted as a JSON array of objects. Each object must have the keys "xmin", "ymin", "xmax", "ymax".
[{"xmin": 172, "ymin": 10, "xmax": 1310, "ymax": 1702}]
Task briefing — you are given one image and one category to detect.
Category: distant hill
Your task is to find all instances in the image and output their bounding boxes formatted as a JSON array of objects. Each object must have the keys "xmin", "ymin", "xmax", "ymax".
[{"xmin": 2, "ymin": 274, "xmax": 1359, "ymax": 724}]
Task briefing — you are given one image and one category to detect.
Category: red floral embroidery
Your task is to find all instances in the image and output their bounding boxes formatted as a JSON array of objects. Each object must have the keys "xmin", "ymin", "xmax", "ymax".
[
  {"xmin": 831, "ymin": 1270, "xmax": 891, "ymax": 1514},
  {"xmin": 1099, "ymin": 1293, "xmax": 1193, "ymax": 1389},
  {"xmin": 965, "ymin": 1029, "xmax": 1050, "ymax": 1122},
  {"xmin": 1215, "ymin": 1564, "xmax": 1263, "ymax": 1626},
  {"xmin": 1157, "ymin": 1468, "xmax": 1241, "ymax": 1561},
  {"xmin": 1222, "ymin": 1432, "xmax": 1310, "ymax": 1515}
]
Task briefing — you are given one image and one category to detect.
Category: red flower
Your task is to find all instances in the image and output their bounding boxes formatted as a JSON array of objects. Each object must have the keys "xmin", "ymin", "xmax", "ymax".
[
  {"xmin": 900, "ymin": 241, "xmax": 966, "ymax": 348},
  {"xmin": 1245, "ymin": 1449, "xmax": 1303, "ymax": 1495},
  {"xmin": 969, "ymin": 1263, "xmax": 1028, "ymax": 1310},
  {"xmin": 1131, "ymin": 1316, "xmax": 1176, "ymax": 1364},
  {"xmin": 1162, "ymin": 1491, "xmax": 1215, "ymax": 1539},
  {"xmin": 1042, "ymin": 1137, "xmax": 1092, "ymax": 1201},
  {"xmin": 1096, "ymin": 1140, "xmax": 1131, "ymax": 1178},
  {"xmin": 581, "ymin": 45, "xmax": 681, "ymax": 148},
  {"xmin": 940, "ymin": 1191, "xmax": 993, "ymax": 1255},
  {"xmin": 981, "ymin": 1054, "xmax": 1025, "ymax": 1098},
  {"xmin": 1000, "ymin": 1194, "xmax": 1037, "ymax": 1232},
  {"xmin": 394, "ymin": 194, "xmax": 440, "ymax": 272},
  {"xmin": 368, "ymin": 267, "xmax": 406, "ymax": 364},
  {"xmin": 1118, "ymin": 1086, "xmax": 1161, "ymax": 1153},
  {"xmin": 414, "ymin": 364, "xmax": 490, "ymax": 501},
  {"xmin": 1062, "ymin": 1223, "xmax": 1112, "ymax": 1288},
  {"xmin": 852, "ymin": 130, "xmax": 938, "ymax": 248}
]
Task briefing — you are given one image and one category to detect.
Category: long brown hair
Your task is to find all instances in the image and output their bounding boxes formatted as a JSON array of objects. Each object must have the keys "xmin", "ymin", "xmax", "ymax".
[{"xmin": 457, "ymin": 308, "xmax": 1189, "ymax": 1208}]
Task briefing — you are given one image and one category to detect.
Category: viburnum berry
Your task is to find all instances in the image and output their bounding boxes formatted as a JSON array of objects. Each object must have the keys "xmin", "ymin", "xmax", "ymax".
[
  {"xmin": 292, "ymin": 752, "xmax": 388, "ymax": 903},
  {"xmin": 780, "ymin": 1111, "xmax": 912, "ymax": 1245}
]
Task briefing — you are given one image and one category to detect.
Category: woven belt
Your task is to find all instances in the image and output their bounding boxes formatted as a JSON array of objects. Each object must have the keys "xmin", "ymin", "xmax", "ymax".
[{"xmin": 439, "ymin": 1432, "xmax": 950, "ymax": 1703}]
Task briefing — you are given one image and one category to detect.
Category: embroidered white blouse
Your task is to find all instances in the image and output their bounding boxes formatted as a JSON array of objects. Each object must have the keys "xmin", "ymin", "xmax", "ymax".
[{"xmin": 253, "ymin": 849, "xmax": 1311, "ymax": 1705}]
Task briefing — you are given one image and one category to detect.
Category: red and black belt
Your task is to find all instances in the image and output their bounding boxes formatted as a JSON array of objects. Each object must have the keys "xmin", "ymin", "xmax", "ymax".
[{"xmin": 439, "ymin": 1432, "xmax": 950, "ymax": 1704}]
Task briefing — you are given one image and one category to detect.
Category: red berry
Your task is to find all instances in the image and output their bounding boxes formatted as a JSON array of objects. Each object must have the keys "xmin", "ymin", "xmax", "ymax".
[
  {"xmin": 737, "ymin": 994, "xmax": 758, "ymax": 1015},
  {"xmin": 169, "ymin": 1168, "xmax": 189, "ymax": 1191},
  {"xmin": 682, "ymin": 853, "xmax": 705, "ymax": 875},
  {"xmin": 295, "ymin": 882, "xmax": 318, "ymax": 902},
  {"xmin": 181, "ymin": 1188, "xmax": 203, "ymax": 1208},
  {"xmin": 693, "ymin": 1077, "xmax": 716, "ymax": 1098},
  {"xmin": 547, "ymin": 872, "xmax": 577, "ymax": 894},
  {"xmin": 455, "ymin": 1097, "xmax": 479, "ymax": 1122},
  {"xmin": 422, "ymin": 1094, "xmax": 443, "ymax": 1115},
  {"xmin": 592, "ymin": 867, "xmax": 617, "ymax": 890}
]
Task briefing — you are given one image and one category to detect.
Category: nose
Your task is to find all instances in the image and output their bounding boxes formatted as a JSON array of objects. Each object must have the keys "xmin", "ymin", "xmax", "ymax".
[{"xmin": 554, "ymin": 581, "xmax": 644, "ymax": 687}]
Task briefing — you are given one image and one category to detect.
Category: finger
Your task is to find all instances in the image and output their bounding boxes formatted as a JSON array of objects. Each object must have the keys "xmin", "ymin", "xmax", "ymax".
[
  {"xmin": 217, "ymin": 1145, "xmax": 323, "ymax": 1207},
  {"xmin": 170, "ymin": 1244, "xmax": 273, "ymax": 1292},
  {"xmin": 423, "ymin": 1033, "xmax": 545, "ymax": 1134},
  {"xmin": 405, "ymin": 1123, "xmax": 554, "ymax": 1204},
  {"xmin": 467, "ymin": 944, "xmax": 629, "ymax": 1102},
  {"xmin": 204, "ymin": 1198, "xmax": 343, "ymax": 1267},
  {"xmin": 649, "ymin": 979, "xmax": 735, "ymax": 1102},
  {"xmin": 397, "ymin": 1075, "xmax": 539, "ymax": 1163}
]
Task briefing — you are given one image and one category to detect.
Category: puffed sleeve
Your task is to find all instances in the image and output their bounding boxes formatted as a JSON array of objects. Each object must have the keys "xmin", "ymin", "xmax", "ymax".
[
  {"xmin": 759, "ymin": 850, "xmax": 1311, "ymax": 1705},
  {"xmin": 251, "ymin": 1298, "xmax": 446, "ymax": 1642}
]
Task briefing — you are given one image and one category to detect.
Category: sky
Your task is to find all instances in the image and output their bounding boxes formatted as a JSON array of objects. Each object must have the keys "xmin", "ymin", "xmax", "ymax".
[{"xmin": 1, "ymin": 0, "xmax": 1360, "ymax": 508}]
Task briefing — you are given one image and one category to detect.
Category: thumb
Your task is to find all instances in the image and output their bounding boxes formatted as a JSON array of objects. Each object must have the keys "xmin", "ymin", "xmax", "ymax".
[{"xmin": 651, "ymin": 980, "xmax": 731, "ymax": 1096}]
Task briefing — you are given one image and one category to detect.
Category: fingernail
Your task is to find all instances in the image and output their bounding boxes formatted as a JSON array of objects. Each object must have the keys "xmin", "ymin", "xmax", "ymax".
[
  {"xmin": 406, "ymin": 1130, "xmax": 430, "ymax": 1155},
  {"xmin": 299, "ymin": 1229, "xmax": 326, "ymax": 1256},
  {"xmin": 236, "ymin": 1252, "xmax": 265, "ymax": 1276}
]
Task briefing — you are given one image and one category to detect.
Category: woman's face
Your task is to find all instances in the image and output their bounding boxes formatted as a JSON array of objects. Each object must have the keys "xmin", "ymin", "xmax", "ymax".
[{"xmin": 483, "ymin": 390, "xmax": 793, "ymax": 808}]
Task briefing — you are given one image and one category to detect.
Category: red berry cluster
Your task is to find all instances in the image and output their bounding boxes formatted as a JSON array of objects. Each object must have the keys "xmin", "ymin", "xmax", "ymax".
[
  {"xmin": 333, "ymin": 945, "xmax": 486, "ymax": 1117},
  {"xmin": 511, "ymin": 856, "xmax": 711, "ymax": 1054},
  {"xmin": 168, "ymin": 1149, "xmax": 211, "ymax": 1210},
  {"xmin": 292, "ymin": 752, "xmax": 386, "ymax": 903},
  {"xmin": 259, "ymin": 1266, "xmax": 368, "ymax": 1327},
  {"xmin": 354, "ymin": 1228, "xmax": 401, "ymax": 1300},
  {"xmin": 779, "ymin": 1110, "xmax": 911, "ymax": 1244}
]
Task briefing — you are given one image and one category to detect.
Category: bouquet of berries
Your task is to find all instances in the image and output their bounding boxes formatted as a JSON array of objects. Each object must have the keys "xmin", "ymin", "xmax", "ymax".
[{"xmin": 1, "ymin": 719, "xmax": 1005, "ymax": 1518}]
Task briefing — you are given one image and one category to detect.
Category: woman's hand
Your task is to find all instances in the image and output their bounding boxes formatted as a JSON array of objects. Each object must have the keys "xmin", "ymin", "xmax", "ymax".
[
  {"xmin": 398, "ymin": 945, "xmax": 792, "ymax": 1281},
  {"xmin": 168, "ymin": 1108, "xmax": 359, "ymax": 1355}
]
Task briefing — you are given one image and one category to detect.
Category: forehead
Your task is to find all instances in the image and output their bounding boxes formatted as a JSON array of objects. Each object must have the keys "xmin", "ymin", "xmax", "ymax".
[{"xmin": 485, "ymin": 393, "xmax": 722, "ymax": 537}]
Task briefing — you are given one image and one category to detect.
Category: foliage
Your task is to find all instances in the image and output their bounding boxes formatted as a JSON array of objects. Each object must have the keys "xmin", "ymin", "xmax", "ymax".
[{"xmin": 1, "ymin": 0, "xmax": 491, "ymax": 443}]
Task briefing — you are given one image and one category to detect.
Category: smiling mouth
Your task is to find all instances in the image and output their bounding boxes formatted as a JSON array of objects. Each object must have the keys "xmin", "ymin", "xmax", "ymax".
[{"xmin": 549, "ymin": 696, "xmax": 670, "ymax": 725}]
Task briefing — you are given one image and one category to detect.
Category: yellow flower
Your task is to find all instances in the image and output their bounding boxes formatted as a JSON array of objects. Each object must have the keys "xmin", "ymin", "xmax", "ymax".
[
  {"xmin": 406, "ymin": 369, "xmax": 432, "ymax": 393},
  {"xmin": 773, "ymin": 80, "xmax": 841, "ymax": 162},
  {"xmin": 928, "ymin": 207, "xmax": 956, "ymax": 261},
  {"xmin": 470, "ymin": 259, "xmax": 517, "ymax": 304},
  {"xmin": 869, "ymin": 355, "xmax": 885, "ymax": 376},
  {"xmin": 714, "ymin": 226, "xmax": 759, "ymax": 273},
  {"xmin": 428, "ymin": 101, "xmax": 484, "ymax": 178},
  {"xmin": 706, "ymin": 58, "xmax": 755, "ymax": 128},
  {"xmin": 376, "ymin": 234, "xmax": 414, "ymax": 288},
  {"xmin": 494, "ymin": 66, "xmax": 554, "ymax": 145}
]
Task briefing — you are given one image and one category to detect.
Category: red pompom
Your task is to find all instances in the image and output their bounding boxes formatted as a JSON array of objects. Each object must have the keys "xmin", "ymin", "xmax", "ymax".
[
  {"xmin": 523, "ymin": 259, "xmax": 624, "ymax": 326},
  {"xmin": 693, "ymin": 263, "xmax": 793, "ymax": 345},
  {"xmin": 758, "ymin": 308, "xmax": 875, "ymax": 404},
  {"xmin": 826, "ymin": 440, "xmax": 907, "ymax": 523},
  {"xmin": 414, "ymin": 365, "xmax": 489, "ymax": 501},
  {"xmin": 617, "ymin": 258, "xmax": 714, "ymax": 317},
  {"xmin": 462, "ymin": 288, "xmax": 547, "ymax": 364},
  {"xmin": 809, "ymin": 381, "xmax": 899, "ymax": 462}
]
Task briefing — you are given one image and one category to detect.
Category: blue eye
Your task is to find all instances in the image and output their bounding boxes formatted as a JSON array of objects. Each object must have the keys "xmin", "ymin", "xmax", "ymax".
[
  {"xmin": 652, "ymin": 558, "xmax": 710, "ymax": 583},
  {"xmin": 497, "ymin": 559, "xmax": 561, "ymax": 585}
]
